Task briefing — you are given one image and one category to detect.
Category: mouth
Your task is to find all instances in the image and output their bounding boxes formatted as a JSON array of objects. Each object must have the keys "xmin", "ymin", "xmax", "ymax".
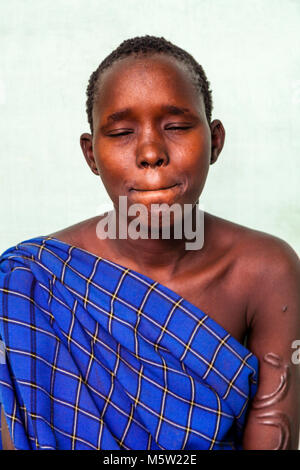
[{"xmin": 130, "ymin": 183, "xmax": 179, "ymax": 192}]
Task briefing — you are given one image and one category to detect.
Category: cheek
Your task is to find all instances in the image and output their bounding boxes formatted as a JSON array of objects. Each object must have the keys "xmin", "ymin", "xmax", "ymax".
[
  {"xmin": 178, "ymin": 127, "xmax": 210, "ymax": 160},
  {"xmin": 94, "ymin": 144, "xmax": 128, "ymax": 178},
  {"xmin": 176, "ymin": 132, "xmax": 210, "ymax": 174},
  {"xmin": 94, "ymin": 149, "xmax": 132, "ymax": 202},
  {"xmin": 175, "ymin": 134, "xmax": 211, "ymax": 201}
]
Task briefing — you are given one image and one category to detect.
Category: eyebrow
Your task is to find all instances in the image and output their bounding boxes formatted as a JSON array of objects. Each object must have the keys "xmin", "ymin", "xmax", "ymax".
[
  {"xmin": 106, "ymin": 108, "xmax": 132, "ymax": 123},
  {"xmin": 161, "ymin": 105, "xmax": 191, "ymax": 115},
  {"xmin": 105, "ymin": 105, "xmax": 192, "ymax": 123}
]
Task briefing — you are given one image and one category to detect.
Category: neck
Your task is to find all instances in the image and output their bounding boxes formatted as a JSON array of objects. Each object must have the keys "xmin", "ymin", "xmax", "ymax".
[{"xmin": 101, "ymin": 205, "xmax": 208, "ymax": 279}]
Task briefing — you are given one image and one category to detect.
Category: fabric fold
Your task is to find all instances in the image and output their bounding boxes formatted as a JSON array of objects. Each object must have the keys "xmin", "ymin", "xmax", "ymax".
[{"xmin": 0, "ymin": 236, "xmax": 258, "ymax": 450}]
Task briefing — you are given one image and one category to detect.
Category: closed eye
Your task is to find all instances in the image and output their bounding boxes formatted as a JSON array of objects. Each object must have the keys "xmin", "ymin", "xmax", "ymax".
[
  {"xmin": 108, "ymin": 130, "xmax": 133, "ymax": 137},
  {"xmin": 166, "ymin": 126, "xmax": 193, "ymax": 130}
]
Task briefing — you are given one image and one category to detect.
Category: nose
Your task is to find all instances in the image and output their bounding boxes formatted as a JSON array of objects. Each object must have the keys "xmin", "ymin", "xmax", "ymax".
[{"xmin": 136, "ymin": 141, "xmax": 169, "ymax": 169}]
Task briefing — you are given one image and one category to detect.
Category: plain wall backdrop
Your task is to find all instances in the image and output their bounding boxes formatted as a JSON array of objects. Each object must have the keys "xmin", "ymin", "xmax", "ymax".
[{"xmin": 0, "ymin": 0, "xmax": 299, "ymax": 256}]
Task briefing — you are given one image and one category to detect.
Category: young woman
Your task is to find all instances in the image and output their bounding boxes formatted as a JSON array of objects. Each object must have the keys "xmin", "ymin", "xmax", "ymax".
[{"xmin": 1, "ymin": 35, "xmax": 299, "ymax": 450}]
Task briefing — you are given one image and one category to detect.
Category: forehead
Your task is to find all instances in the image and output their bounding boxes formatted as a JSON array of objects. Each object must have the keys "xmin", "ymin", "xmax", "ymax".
[{"xmin": 92, "ymin": 53, "xmax": 204, "ymax": 122}]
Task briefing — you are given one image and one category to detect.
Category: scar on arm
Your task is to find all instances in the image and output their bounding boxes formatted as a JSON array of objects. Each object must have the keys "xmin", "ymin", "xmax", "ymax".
[
  {"xmin": 251, "ymin": 352, "xmax": 292, "ymax": 450},
  {"xmin": 252, "ymin": 353, "xmax": 290, "ymax": 409},
  {"xmin": 255, "ymin": 411, "xmax": 291, "ymax": 450}
]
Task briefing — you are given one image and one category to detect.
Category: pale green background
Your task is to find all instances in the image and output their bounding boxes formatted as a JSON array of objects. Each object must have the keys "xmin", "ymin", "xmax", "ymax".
[{"xmin": 0, "ymin": 0, "xmax": 299, "ymax": 255}]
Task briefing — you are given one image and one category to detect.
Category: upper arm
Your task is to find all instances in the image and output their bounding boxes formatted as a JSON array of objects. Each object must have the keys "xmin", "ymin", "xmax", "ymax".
[
  {"xmin": 243, "ymin": 237, "xmax": 300, "ymax": 449},
  {"xmin": 1, "ymin": 406, "xmax": 15, "ymax": 450}
]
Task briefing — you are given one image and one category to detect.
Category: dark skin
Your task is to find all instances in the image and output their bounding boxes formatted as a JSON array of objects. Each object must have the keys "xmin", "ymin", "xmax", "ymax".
[{"xmin": 2, "ymin": 54, "xmax": 300, "ymax": 450}]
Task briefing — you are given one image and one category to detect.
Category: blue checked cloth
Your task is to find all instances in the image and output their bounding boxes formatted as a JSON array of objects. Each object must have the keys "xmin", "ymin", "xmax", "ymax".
[{"xmin": 0, "ymin": 236, "xmax": 258, "ymax": 450}]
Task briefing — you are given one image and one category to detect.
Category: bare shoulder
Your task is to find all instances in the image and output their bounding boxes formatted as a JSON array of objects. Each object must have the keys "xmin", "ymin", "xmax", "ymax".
[
  {"xmin": 236, "ymin": 220, "xmax": 300, "ymax": 286},
  {"xmin": 206, "ymin": 211, "xmax": 300, "ymax": 276},
  {"xmin": 48, "ymin": 215, "xmax": 104, "ymax": 249},
  {"xmin": 206, "ymin": 212, "xmax": 300, "ymax": 319}
]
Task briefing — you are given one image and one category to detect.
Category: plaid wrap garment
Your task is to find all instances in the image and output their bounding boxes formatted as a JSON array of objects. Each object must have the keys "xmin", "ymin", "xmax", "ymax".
[{"xmin": 0, "ymin": 236, "xmax": 258, "ymax": 450}]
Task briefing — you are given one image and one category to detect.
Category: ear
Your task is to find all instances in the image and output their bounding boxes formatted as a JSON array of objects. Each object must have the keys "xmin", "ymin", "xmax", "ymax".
[
  {"xmin": 209, "ymin": 119, "xmax": 225, "ymax": 165},
  {"xmin": 80, "ymin": 133, "xmax": 99, "ymax": 175}
]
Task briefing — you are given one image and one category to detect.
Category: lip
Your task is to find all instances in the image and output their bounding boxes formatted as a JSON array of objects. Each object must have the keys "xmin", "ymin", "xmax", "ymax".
[{"xmin": 130, "ymin": 183, "xmax": 179, "ymax": 192}]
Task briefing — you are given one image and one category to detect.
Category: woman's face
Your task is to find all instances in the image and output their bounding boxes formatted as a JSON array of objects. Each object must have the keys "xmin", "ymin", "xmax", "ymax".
[{"xmin": 81, "ymin": 53, "xmax": 224, "ymax": 224}]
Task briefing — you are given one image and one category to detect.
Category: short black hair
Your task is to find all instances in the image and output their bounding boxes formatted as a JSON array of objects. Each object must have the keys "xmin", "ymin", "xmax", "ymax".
[{"xmin": 85, "ymin": 35, "xmax": 213, "ymax": 135}]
